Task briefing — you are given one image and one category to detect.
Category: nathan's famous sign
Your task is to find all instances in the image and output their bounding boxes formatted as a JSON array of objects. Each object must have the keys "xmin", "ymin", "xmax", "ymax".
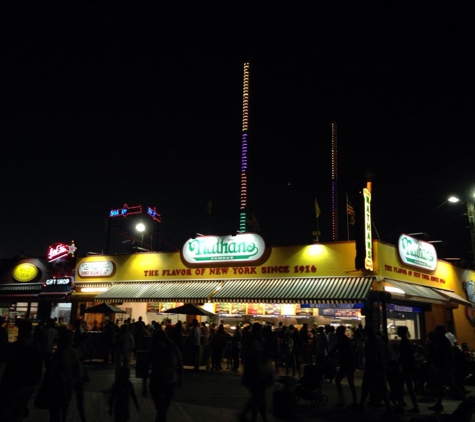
[{"xmin": 181, "ymin": 233, "xmax": 267, "ymax": 266}]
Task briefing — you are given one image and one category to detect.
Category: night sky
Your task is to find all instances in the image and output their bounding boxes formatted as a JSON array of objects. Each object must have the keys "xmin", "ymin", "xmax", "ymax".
[{"xmin": 1, "ymin": 4, "xmax": 474, "ymax": 265}]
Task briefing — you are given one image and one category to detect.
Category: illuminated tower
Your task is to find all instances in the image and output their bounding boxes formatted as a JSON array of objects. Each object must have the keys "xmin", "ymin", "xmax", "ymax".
[
  {"xmin": 239, "ymin": 60, "xmax": 250, "ymax": 232},
  {"xmin": 331, "ymin": 121, "xmax": 339, "ymax": 240}
]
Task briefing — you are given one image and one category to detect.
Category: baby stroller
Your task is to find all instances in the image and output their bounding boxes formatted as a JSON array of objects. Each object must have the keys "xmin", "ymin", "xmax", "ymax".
[{"xmin": 295, "ymin": 363, "xmax": 328, "ymax": 407}]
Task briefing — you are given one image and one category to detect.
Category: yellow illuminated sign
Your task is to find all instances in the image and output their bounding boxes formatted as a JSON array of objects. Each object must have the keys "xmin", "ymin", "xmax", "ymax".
[{"xmin": 12, "ymin": 263, "xmax": 38, "ymax": 282}]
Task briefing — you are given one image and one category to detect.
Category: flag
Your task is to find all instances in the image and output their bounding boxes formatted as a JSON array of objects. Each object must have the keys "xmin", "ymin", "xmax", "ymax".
[
  {"xmin": 315, "ymin": 198, "xmax": 321, "ymax": 219},
  {"xmin": 246, "ymin": 213, "xmax": 261, "ymax": 232},
  {"xmin": 207, "ymin": 199, "xmax": 212, "ymax": 215},
  {"xmin": 346, "ymin": 193, "xmax": 356, "ymax": 225}
]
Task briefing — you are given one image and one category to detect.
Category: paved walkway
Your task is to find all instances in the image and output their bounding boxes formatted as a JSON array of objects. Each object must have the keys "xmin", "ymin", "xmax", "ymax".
[{"xmin": 21, "ymin": 361, "xmax": 475, "ymax": 422}]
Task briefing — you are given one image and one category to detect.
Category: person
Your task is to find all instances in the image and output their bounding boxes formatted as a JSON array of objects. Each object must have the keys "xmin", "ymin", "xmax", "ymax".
[
  {"xmin": 43, "ymin": 326, "xmax": 83, "ymax": 422},
  {"xmin": 315, "ymin": 326, "xmax": 328, "ymax": 363},
  {"xmin": 280, "ymin": 325, "xmax": 294, "ymax": 377},
  {"xmin": 115, "ymin": 323, "xmax": 135, "ymax": 380},
  {"xmin": 427, "ymin": 325, "xmax": 465, "ymax": 412},
  {"xmin": 200, "ymin": 322, "xmax": 211, "ymax": 370},
  {"xmin": 133, "ymin": 316, "xmax": 146, "ymax": 358},
  {"xmin": 231, "ymin": 324, "xmax": 243, "ymax": 372},
  {"xmin": 446, "ymin": 329, "xmax": 457, "ymax": 346},
  {"xmin": 397, "ymin": 326, "xmax": 419, "ymax": 413},
  {"xmin": 147, "ymin": 327, "xmax": 183, "ymax": 422},
  {"xmin": 42, "ymin": 317, "xmax": 58, "ymax": 369},
  {"xmin": 169, "ymin": 321, "xmax": 184, "ymax": 354},
  {"xmin": 357, "ymin": 325, "xmax": 392, "ymax": 414},
  {"xmin": 325, "ymin": 324, "xmax": 338, "ymax": 380},
  {"xmin": 354, "ymin": 323, "xmax": 366, "ymax": 370},
  {"xmin": 289, "ymin": 325, "xmax": 302, "ymax": 378},
  {"xmin": 210, "ymin": 323, "xmax": 227, "ymax": 371},
  {"xmin": 109, "ymin": 366, "xmax": 139, "ymax": 422},
  {"xmin": 190, "ymin": 318, "xmax": 201, "ymax": 371},
  {"xmin": 134, "ymin": 324, "xmax": 152, "ymax": 398},
  {"xmin": 103, "ymin": 320, "xmax": 119, "ymax": 364},
  {"xmin": 299, "ymin": 322, "xmax": 311, "ymax": 364},
  {"xmin": 326, "ymin": 325, "xmax": 358, "ymax": 408},
  {"xmin": 239, "ymin": 322, "xmax": 274, "ymax": 422},
  {"xmin": 0, "ymin": 319, "xmax": 42, "ymax": 421},
  {"xmin": 0, "ymin": 316, "xmax": 8, "ymax": 364},
  {"xmin": 72, "ymin": 330, "xmax": 90, "ymax": 422},
  {"xmin": 290, "ymin": 324, "xmax": 302, "ymax": 378}
]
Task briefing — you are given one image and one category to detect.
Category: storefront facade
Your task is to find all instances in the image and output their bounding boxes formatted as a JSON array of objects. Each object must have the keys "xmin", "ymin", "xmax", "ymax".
[
  {"xmin": 0, "ymin": 242, "xmax": 77, "ymax": 338},
  {"xmin": 72, "ymin": 233, "xmax": 475, "ymax": 345}
]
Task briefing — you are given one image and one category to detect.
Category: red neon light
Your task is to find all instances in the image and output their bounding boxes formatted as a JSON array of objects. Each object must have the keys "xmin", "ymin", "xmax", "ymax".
[
  {"xmin": 109, "ymin": 204, "xmax": 143, "ymax": 218},
  {"xmin": 47, "ymin": 243, "xmax": 69, "ymax": 262},
  {"xmin": 47, "ymin": 240, "xmax": 77, "ymax": 262}
]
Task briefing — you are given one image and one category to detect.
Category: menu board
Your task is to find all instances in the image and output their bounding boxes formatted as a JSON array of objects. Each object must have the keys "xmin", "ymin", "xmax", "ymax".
[
  {"xmin": 230, "ymin": 303, "xmax": 246, "ymax": 316},
  {"xmin": 215, "ymin": 302, "xmax": 230, "ymax": 315},
  {"xmin": 322, "ymin": 308, "xmax": 361, "ymax": 319},
  {"xmin": 147, "ymin": 302, "xmax": 160, "ymax": 312},
  {"xmin": 265, "ymin": 304, "xmax": 282, "ymax": 316},
  {"xmin": 160, "ymin": 302, "xmax": 183, "ymax": 312},
  {"xmin": 295, "ymin": 304, "xmax": 313, "ymax": 317},
  {"xmin": 247, "ymin": 303, "xmax": 265, "ymax": 315}
]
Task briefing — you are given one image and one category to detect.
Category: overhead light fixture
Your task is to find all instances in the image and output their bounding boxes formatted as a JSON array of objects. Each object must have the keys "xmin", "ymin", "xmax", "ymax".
[{"xmin": 81, "ymin": 287, "xmax": 108, "ymax": 293}]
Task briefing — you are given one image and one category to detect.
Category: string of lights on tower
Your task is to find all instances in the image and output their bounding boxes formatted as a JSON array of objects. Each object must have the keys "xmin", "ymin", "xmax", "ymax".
[
  {"xmin": 239, "ymin": 60, "xmax": 250, "ymax": 233},
  {"xmin": 331, "ymin": 121, "xmax": 339, "ymax": 241}
]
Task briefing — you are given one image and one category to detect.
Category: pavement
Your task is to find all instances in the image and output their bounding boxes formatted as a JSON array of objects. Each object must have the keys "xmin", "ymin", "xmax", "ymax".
[{"xmin": 19, "ymin": 360, "xmax": 475, "ymax": 422}]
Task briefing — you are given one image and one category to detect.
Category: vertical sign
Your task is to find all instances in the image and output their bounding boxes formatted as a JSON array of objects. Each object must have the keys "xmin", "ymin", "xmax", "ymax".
[{"xmin": 363, "ymin": 188, "xmax": 373, "ymax": 271}]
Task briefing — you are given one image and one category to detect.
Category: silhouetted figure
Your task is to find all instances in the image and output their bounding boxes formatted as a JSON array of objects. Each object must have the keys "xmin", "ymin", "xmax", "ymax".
[
  {"xmin": 354, "ymin": 323, "xmax": 366, "ymax": 370},
  {"xmin": 280, "ymin": 326, "xmax": 295, "ymax": 377},
  {"xmin": 231, "ymin": 324, "xmax": 243, "ymax": 372},
  {"xmin": 428, "ymin": 325, "xmax": 465, "ymax": 412},
  {"xmin": 147, "ymin": 328, "xmax": 183, "ymax": 422},
  {"xmin": 210, "ymin": 324, "xmax": 227, "ymax": 370},
  {"xmin": 169, "ymin": 321, "xmax": 184, "ymax": 353},
  {"xmin": 103, "ymin": 320, "xmax": 119, "ymax": 364},
  {"xmin": 397, "ymin": 326, "xmax": 419, "ymax": 413},
  {"xmin": 109, "ymin": 366, "xmax": 139, "ymax": 422},
  {"xmin": 0, "ymin": 319, "xmax": 42, "ymax": 421},
  {"xmin": 45, "ymin": 326, "xmax": 82, "ymax": 422},
  {"xmin": 42, "ymin": 318, "xmax": 57, "ymax": 370},
  {"xmin": 190, "ymin": 318, "xmax": 201, "ymax": 371},
  {"xmin": 290, "ymin": 324, "xmax": 302, "ymax": 378},
  {"xmin": 72, "ymin": 330, "xmax": 90, "ymax": 422},
  {"xmin": 327, "ymin": 325, "xmax": 357, "ymax": 408},
  {"xmin": 240, "ymin": 322, "xmax": 274, "ymax": 422},
  {"xmin": 315, "ymin": 326, "xmax": 328, "ymax": 363},
  {"xmin": 115, "ymin": 323, "xmax": 135, "ymax": 380},
  {"xmin": 357, "ymin": 325, "xmax": 392, "ymax": 414},
  {"xmin": 0, "ymin": 316, "xmax": 8, "ymax": 364}
]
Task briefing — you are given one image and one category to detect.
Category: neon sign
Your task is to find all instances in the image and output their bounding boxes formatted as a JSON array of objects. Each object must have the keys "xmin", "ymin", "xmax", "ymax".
[
  {"xmin": 363, "ymin": 188, "xmax": 373, "ymax": 271},
  {"xmin": 147, "ymin": 207, "xmax": 162, "ymax": 223},
  {"xmin": 109, "ymin": 204, "xmax": 142, "ymax": 218},
  {"xmin": 47, "ymin": 241, "xmax": 77, "ymax": 262}
]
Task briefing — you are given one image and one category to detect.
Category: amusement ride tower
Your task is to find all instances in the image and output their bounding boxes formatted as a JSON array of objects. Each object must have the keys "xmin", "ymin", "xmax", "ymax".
[{"xmin": 239, "ymin": 60, "xmax": 250, "ymax": 233}]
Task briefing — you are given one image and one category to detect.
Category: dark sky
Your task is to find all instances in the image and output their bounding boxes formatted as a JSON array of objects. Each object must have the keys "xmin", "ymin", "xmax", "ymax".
[{"xmin": 1, "ymin": 4, "xmax": 474, "ymax": 264}]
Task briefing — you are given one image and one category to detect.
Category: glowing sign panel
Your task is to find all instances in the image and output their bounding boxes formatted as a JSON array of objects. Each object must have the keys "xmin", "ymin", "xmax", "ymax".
[
  {"xmin": 109, "ymin": 204, "xmax": 142, "ymax": 218},
  {"xmin": 398, "ymin": 234, "xmax": 437, "ymax": 271},
  {"xmin": 12, "ymin": 263, "xmax": 39, "ymax": 282},
  {"xmin": 182, "ymin": 233, "xmax": 266, "ymax": 264},
  {"xmin": 78, "ymin": 261, "xmax": 115, "ymax": 277}
]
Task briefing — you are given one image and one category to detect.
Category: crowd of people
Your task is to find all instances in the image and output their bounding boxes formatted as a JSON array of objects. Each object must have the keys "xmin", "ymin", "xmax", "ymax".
[{"xmin": 0, "ymin": 315, "xmax": 473, "ymax": 421}]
